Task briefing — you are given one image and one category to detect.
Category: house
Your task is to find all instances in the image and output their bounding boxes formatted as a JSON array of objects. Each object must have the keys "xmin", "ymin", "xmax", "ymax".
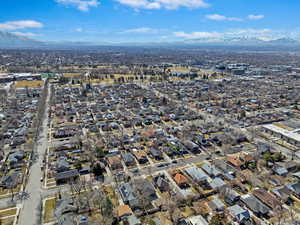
[
  {"xmin": 185, "ymin": 166, "xmax": 209, "ymax": 184},
  {"xmin": 240, "ymin": 194, "xmax": 270, "ymax": 218},
  {"xmin": 187, "ymin": 215, "xmax": 208, "ymax": 225},
  {"xmin": 221, "ymin": 187, "xmax": 240, "ymax": 205},
  {"xmin": 153, "ymin": 175, "xmax": 170, "ymax": 192},
  {"xmin": 54, "ymin": 195, "xmax": 77, "ymax": 225},
  {"xmin": 55, "ymin": 169, "xmax": 79, "ymax": 184},
  {"xmin": 227, "ymin": 205, "xmax": 251, "ymax": 224},
  {"xmin": 274, "ymin": 167, "xmax": 288, "ymax": 176},
  {"xmin": 293, "ymin": 171, "xmax": 300, "ymax": 180},
  {"xmin": 183, "ymin": 140, "xmax": 200, "ymax": 154},
  {"xmin": 226, "ymin": 155, "xmax": 244, "ymax": 169},
  {"xmin": 252, "ymin": 188, "xmax": 281, "ymax": 211},
  {"xmin": 132, "ymin": 150, "xmax": 148, "ymax": 164},
  {"xmin": 271, "ymin": 187, "xmax": 291, "ymax": 203},
  {"xmin": 7, "ymin": 151, "xmax": 25, "ymax": 167},
  {"xmin": 149, "ymin": 148, "xmax": 163, "ymax": 160},
  {"xmin": 122, "ymin": 153, "xmax": 136, "ymax": 167},
  {"xmin": 79, "ymin": 165, "xmax": 90, "ymax": 175},
  {"xmin": 208, "ymin": 198, "xmax": 225, "ymax": 212},
  {"xmin": 56, "ymin": 159, "xmax": 70, "ymax": 172},
  {"xmin": 192, "ymin": 201, "xmax": 211, "ymax": 216},
  {"xmin": 117, "ymin": 205, "xmax": 133, "ymax": 220},
  {"xmin": 173, "ymin": 173, "xmax": 189, "ymax": 188},
  {"xmin": 286, "ymin": 182, "xmax": 300, "ymax": 199},
  {"xmin": 0, "ymin": 172, "xmax": 20, "ymax": 189},
  {"xmin": 201, "ymin": 163, "xmax": 222, "ymax": 177},
  {"xmin": 209, "ymin": 177, "xmax": 225, "ymax": 190},
  {"xmin": 134, "ymin": 179, "xmax": 157, "ymax": 201},
  {"xmin": 118, "ymin": 183, "xmax": 139, "ymax": 208},
  {"xmin": 107, "ymin": 155, "xmax": 123, "ymax": 170}
]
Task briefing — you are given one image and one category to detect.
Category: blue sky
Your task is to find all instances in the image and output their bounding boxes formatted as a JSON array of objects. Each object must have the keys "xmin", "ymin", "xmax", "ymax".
[{"xmin": 0, "ymin": 0, "xmax": 299, "ymax": 42}]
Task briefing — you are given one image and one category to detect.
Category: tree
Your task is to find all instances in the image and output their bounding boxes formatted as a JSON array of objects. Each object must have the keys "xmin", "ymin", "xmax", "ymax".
[
  {"xmin": 92, "ymin": 163, "xmax": 104, "ymax": 177},
  {"xmin": 74, "ymin": 161, "xmax": 82, "ymax": 171},
  {"xmin": 209, "ymin": 213, "xmax": 231, "ymax": 225},
  {"xmin": 95, "ymin": 147, "xmax": 105, "ymax": 159}
]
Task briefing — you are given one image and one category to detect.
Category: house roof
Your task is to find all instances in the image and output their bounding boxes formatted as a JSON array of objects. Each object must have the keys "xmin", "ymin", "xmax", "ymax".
[
  {"xmin": 55, "ymin": 169, "xmax": 79, "ymax": 180},
  {"xmin": 253, "ymin": 188, "xmax": 281, "ymax": 210},
  {"xmin": 188, "ymin": 215, "xmax": 208, "ymax": 225},
  {"xmin": 133, "ymin": 150, "xmax": 147, "ymax": 159},
  {"xmin": 201, "ymin": 163, "xmax": 221, "ymax": 177},
  {"xmin": 226, "ymin": 155, "xmax": 243, "ymax": 167},
  {"xmin": 227, "ymin": 205, "xmax": 250, "ymax": 222},
  {"xmin": 117, "ymin": 205, "xmax": 133, "ymax": 218},
  {"xmin": 209, "ymin": 198, "xmax": 224, "ymax": 211},
  {"xmin": 185, "ymin": 166, "xmax": 209, "ymax": 182},
  {"xmin": 118, "ymin": 183, "xmax": 136, "ymax": 203},
  {"xmin": 107, "ymin": 155, "xmax": 121, "ymax": 165},
  {"xmin": 286, "ymin": 182, "xmax": 300, "ymax": 196},
  {"xmin": 155, "ymin": 176, "xmax": 169, "ymax": 189},
  {"xmin": 210, "ymin": 177, "xmax": 225, "ymax": 189},
  {"xmin": 240, "ymin": 194, "xmax": 270, "ymax": 215},
  {"xmin": 192, "ymin": 201, "xmax": 211, "ymax": 215},
  {"xmin": 173, "ymin": 173, "xmax": 188, "ymax": 185}
]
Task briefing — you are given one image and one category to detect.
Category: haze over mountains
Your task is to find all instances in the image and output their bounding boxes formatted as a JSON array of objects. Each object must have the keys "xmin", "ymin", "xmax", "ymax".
[{"xmin": 1, "ymin": 30, "xmax": 300, "ymax": 49}]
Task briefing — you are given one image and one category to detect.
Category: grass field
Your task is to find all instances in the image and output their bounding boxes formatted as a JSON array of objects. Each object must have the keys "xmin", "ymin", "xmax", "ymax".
[
  {"xmin": 15, "ymin": 80, "xmax": 43, "ymax": 88},
  {"xmin": 43, "ymin": 197, "xmax": 56, "ymax": 223}
]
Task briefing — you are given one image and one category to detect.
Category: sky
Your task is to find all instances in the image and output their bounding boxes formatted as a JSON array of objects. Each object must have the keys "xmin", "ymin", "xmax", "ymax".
[{"xmin": 0, "ymin": 0, "xmax": 299, "ymax": 43}]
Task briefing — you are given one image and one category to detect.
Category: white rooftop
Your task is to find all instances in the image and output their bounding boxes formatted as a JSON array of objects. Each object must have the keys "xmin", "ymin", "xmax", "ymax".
[{"xmin": 263, "ymin": 124, "xmax": 300, "ymax": 143}]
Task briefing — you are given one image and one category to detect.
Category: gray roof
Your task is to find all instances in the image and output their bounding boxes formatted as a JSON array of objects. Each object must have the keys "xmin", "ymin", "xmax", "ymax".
[
  {"xmin": 209, "ymin": 198, "xmax": 225, "ymax": 211},
  {"xmin": 122, "ymin": 153, "xmax": 135, "ymax": 163},
  {"xmin": 275, "ymin": 167, "xmax": 288, "ymax": 176},
  {"xmin": 293, "ymin": 171, "xmax": 300, "ymax": 180},
  {"xmin": 227, "ymin": 205, "xmax": 250, "ymax": 222},
  {"xmin": 240, "ymin": 194, "xmax": 270, "ymax": 215},
  {"xmin": 185, "ymin": 166, "xmax": 209, "ymax": 182},
  {"xmin": 55, "ymin": 169, "xmax": 79, "ymax": 180},
  {"xmin": 201, "ymin": 163, "xmax": 221, "ymax": 177},
  {"xmin": 118, "ymin": 183, "xmax": 137, "ymax": 204},
  {"xmin": 210, "ymin": 177, "xmax": 225, "ymax": 189},
  {"xmin": 8, "ymin": 151, "xmax": 25, "ymax": 163}
]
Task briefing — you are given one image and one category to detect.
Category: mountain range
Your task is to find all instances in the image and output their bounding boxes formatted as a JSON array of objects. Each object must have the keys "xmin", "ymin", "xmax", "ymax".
[{"xmin": 1, "ymin": 31, "xmax": 300, "ymax": 49}]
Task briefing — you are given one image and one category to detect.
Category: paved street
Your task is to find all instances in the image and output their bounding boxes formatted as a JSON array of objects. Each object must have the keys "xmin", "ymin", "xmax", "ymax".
[{"xmin": 18, "ymin": 85, "xmax": 51, "ymax": 225}]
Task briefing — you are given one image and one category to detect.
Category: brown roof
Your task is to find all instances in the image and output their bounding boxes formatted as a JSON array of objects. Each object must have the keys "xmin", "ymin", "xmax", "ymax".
[
  {"xmin": 173, "ymin": 173, "xmax": 188, "ymax": 185},
  {"xmin": 227, "ymin": 155, "xmax": 243, "ymax": 167},
  {"xmin": 193, "ymin": 201, "xmax": 211, "ymax": 215},
  {"xmin": 117, "ymin": 205, "xmax": 133, "ymax": 217},
  {"xmin": 107, "ymin": 156, "xmax": 121, "ymax": 165},
  {"xmin": 253, "ymin": 188, "xmax": 281, "ymax": 210},
  {"xmin": 238, "ymin": 169, "xmax": 253, "ymax": 182},
  {"xmin": 133, "ymin": 150, "xmax": 147, "ymax": 159}
]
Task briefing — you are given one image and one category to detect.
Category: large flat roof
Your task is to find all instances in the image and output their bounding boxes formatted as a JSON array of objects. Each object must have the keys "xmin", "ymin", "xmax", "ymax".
[{"xmin": 263, "ymin": 123, "xmax": 300, "ymax": 143}]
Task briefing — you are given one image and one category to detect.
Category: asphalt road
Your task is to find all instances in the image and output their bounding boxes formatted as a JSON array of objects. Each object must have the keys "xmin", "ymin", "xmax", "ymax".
[{"xmin": 18, "ymin": 85, "xmax": 51, "ymax": 225}]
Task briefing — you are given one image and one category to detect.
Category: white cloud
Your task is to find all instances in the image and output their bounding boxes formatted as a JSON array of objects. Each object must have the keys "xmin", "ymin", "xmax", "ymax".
[
  {"xmin": 121, "ymin": 27, "xmax": 159, "ymax": 34},
  {"xmin": 75, "ymin": 28, "xmax": 83, "ymax": 32},
  {"xmin": 11, "ymin": 32, "xmax": 40, "ymax": 38},
  {"xmin": 206, "ymin": 14, "xmax": 242, "ymax": 22},
  {"xmin": 0, "ymin": 20, "xmax": 43, "ymax": 31},
  {"xmin": 248, "ymin": 14, "xmax": 264, "ymax": 20},
  {"xmin": 114, "ymin": 0, "xmax": 209, "ymax": 10},
  {"xmin": 174, "ymin": 31, "xmax": 221, "ymax": 39},
  {"xmin": 55, "ymin": 0, "xmax": 99, "ymax": 11}
]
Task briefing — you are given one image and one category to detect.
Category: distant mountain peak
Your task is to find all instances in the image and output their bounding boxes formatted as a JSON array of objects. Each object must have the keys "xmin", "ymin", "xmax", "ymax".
[{"xmin": 0, "ymin": 31, "xmax": 44, "ymax": 48}]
